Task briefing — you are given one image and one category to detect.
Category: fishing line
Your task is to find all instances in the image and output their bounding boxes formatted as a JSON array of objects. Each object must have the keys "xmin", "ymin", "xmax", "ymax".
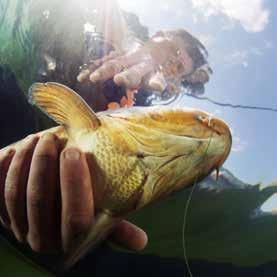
[
  {"xmin": 184, "ymin": 93, "xmax": 277, "ymax": 113},
  {"xmin": 182, "ymin": 132, "xmax": 214, "ymax": 277},
  {"xmin": 154, "ymin": 89, "xmax": 277, "ymax": 113},
  {"xmin": 182, "ymin": 175, "xmax": 198, "ymax": 277}
]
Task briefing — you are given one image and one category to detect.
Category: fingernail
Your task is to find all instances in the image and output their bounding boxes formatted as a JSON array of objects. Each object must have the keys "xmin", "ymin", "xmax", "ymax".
[{"xmin": 64, "ymin": 149, "xmax": 80, "ymax": 161}]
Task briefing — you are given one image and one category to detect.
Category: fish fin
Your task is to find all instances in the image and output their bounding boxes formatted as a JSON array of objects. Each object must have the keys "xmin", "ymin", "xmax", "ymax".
[
  {"xmin": 63, "ymin": 211, "xmax": 119, "ymax": 270},
  {"xmin": 28, "ymin": 82, "xmax": 100, "ymax": 131}
]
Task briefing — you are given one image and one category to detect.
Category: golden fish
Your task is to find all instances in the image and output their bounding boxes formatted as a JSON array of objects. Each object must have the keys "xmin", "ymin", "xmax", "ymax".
[{"xmin": 5, "ymin": 82, "xmax": 232, "ymax": 268}]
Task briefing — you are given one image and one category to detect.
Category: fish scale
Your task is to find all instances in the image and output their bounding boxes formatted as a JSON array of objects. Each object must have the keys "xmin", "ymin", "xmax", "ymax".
[{"xmin": 92, "ymin": 130, "xmax": 146, "ymax": 213}]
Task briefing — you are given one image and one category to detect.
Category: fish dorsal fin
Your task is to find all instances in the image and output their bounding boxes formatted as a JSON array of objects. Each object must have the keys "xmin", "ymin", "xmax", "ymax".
[{"xmin": 29, "ymin": 82, "xmax": 101, "ymax": 131}]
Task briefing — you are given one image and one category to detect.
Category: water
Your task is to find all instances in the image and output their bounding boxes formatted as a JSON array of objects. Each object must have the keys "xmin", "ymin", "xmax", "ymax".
[{"xmin": 0, "ymin": 0, "xmax": 277, "ymax": 276}]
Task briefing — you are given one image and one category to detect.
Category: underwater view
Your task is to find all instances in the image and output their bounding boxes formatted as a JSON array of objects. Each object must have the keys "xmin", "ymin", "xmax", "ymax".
[{"xmin": 0, "ymin": 0, "xmax": 277, "ymax": 276}]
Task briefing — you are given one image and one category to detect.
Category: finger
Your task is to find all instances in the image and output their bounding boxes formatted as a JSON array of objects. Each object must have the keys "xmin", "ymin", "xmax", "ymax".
[
  {"xmin": 114, "ymin": 61, "xmax": 153, "ymax": 89},
  {"xmin": 0, "ymin": 149, "xmax": 15, "ymax": 227},
  {"xmin": 77, "ymin": 61, "xmax": 103, "ymax": 83},
  {"xmin": 110, "ymin": 220, "xmax": 148, "ymax": 251},
  {"xmin": 77, "ymin": 51, "xmax": 122, "ymax": 83},
  {"xmin": 147, "ymin": 72, "xmax": 167, "ymax": 92},
  {"xmin": 26, "ymin": 133, "xmax": 60, "ymax": 253},
  {"xmin": 89, "ymin": 49, "xmax": 147, "ymax": 83},
  {"xmin": 60, "ymin": 148, "xmax": 93, "ymax": 252},
  {"xmin": 5, "ymin": 135, "xmax": 39, "ymax": 242},
  {"xmin": 89, "ymin": 46, "xmax": 152, "ymax": 83},
  {"xmin": 89, "ymin": 60, "xmax": 124, "ymax": 83}
]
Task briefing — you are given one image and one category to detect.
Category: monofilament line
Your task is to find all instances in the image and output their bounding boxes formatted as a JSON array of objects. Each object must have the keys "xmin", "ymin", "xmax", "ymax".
[{"xmin": 182, "ymin": 133, "xmax": 213, "ymax": 277}]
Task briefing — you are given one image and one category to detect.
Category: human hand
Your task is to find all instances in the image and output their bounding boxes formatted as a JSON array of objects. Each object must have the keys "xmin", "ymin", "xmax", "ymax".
[
  {"xmin": 77, "ymin": 29, "xmax": 210, "ymax": 104},
  {"xmin": 0, "ymin": 133, "xmax": 147, "ymax": 254}
]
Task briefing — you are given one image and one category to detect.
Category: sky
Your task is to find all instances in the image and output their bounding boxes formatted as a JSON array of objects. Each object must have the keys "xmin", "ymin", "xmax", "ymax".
[{"xmin": 118, "ymin": 0, "xmax": 277, "ymax": 191}]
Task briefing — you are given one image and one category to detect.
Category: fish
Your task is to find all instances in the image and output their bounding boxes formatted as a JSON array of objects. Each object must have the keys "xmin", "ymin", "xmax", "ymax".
[{"xmin": 3, "ymin": 82, "xmax": 232, "ymax": 269}]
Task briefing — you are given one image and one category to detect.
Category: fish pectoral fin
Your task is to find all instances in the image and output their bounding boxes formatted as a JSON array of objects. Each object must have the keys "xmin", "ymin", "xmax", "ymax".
[
  {"xmin": 28, "ymin": 82, "xmax": 101, "ymax": 131},
  {"xmin": 63, "ymin": 211, "xmax": 119, "ymax": 270}
]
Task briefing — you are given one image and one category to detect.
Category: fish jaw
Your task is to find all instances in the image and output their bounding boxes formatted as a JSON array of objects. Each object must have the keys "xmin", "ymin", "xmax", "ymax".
[{"xmin": 101, "ymin": 106, "xmax": 232, "ymax": 210}]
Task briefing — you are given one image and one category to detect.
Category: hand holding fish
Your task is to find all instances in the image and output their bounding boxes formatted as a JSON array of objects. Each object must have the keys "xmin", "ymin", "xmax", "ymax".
[{"xmin": 0, "ymin": 135, "xmax": 147, "ymax": 254}]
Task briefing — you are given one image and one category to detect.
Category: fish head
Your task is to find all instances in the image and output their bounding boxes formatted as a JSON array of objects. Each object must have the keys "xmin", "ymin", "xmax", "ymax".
[{"xmin": 103, "ymin": 106, "xmax": 232, "ymax": 209}]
